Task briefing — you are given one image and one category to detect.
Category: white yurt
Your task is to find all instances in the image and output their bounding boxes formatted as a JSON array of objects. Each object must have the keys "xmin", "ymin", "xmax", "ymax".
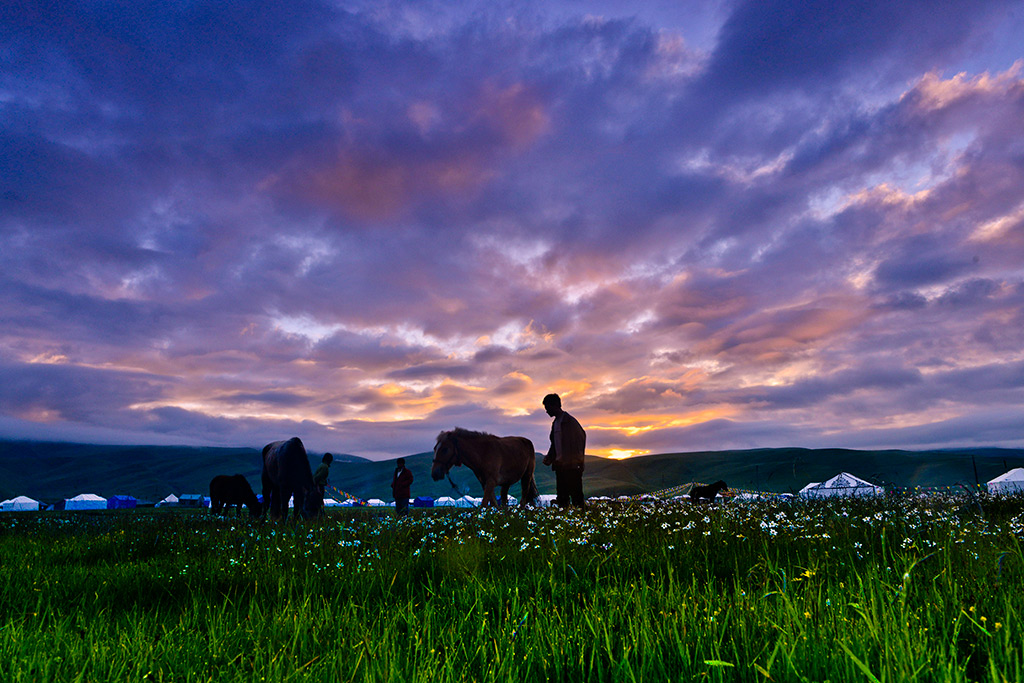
[
  {"xmin": 366, "ymin": 498, "xmax": 388, "ymax": 507},
  {"xmin": 536, "ymin": 494, "xmax": 558, "ymax": 507},
  {"xmin": 1, "ymin": 495, "xmax": 41, "ymax": 512},
  {"xmin": 65, "ymin": 493, "xmax": 107, "ymax": 510},
  {"xmin": 800, "ymin": 472, "xmax": 884, "ymax": 498},
  {"xmin": 987, "ymin": 468, "xmax": 1024, "ymax": 495},
  {"xmin": 156, "ymin": 493, "xmax": 179, "ymax": 507}
]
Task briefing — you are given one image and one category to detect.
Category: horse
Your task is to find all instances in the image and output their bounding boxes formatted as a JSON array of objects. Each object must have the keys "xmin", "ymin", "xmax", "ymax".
[
  {"xmin": 690, "ymin": 480, "xmax": 728, "ymax": 503},
  {"xmin": 261, "ymin": 437, "xmax": 321, "ymax": 520},
  {"xmin": 209, "ymin": 474, "xmax": 262, "ymax": 517},
  {"xmin": 431, "ymin": 428, "xmax": 539, "ymax": 507}
]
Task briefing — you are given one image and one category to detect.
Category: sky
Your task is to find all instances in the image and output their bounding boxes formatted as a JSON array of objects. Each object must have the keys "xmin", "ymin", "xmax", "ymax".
[{"xmin": 2, "ymin": 0, "xmax": 1024, "ymax": 460}]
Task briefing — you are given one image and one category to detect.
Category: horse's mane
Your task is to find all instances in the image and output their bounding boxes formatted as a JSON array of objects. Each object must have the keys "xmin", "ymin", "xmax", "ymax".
[{"xmin": 438, "ymin": 427, "xmax": 497, "ymax": 442}]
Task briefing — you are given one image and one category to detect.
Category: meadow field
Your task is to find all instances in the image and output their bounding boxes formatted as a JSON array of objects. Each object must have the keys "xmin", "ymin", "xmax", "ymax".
[{"xmin": 2, "ymin": 495, "xmax": 1022, "ymax": 682}]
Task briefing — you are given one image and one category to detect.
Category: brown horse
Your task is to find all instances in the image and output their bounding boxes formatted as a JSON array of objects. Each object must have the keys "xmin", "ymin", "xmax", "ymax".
[{"xmin": 431, "ymin": 428, "xmax": 539, "ymax": 507}]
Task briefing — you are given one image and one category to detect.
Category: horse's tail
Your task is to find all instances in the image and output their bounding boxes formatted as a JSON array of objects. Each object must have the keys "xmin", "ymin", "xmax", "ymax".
[{"xmin": 523, "ymin": 473, "xmax": 539, "ymax": 506}]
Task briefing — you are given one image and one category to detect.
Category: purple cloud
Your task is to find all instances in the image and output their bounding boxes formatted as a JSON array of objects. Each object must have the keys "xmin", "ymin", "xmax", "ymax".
[{"xmin": 1, "ymin": 1, "xmax": 1023, "ymax": 459}]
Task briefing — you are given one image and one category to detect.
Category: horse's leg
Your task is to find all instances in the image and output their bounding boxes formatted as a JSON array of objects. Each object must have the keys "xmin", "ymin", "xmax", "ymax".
[
  {"xmin": 275, "ymin": 487, "xmax": 288, "ymax": 521},
  {"xmin": 284, "ymin": 486, "xmax": 297, "ymax": 521},
  {"xmin": 499, "ymin": 484, "xmax": 510, "ymax": 507},
  {"xmin": 261, "ymin": 471, "xmax": 274, "ymax": 519},
  {"xmin": 482, "ymin": 481, "xmax": 497, "ymax": 508}
]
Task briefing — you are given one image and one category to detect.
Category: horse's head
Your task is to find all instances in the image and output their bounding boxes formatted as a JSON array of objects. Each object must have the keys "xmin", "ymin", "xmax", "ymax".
[
  {"xmin": 431, "ymin": 431, "xmax": 460, "ymax": 481},
  {"xmin": 247, "ymin": 499, "xmax": 264, "ymax": 518},
  {"xmin": 300, "ymin": 485, "xmax": 324, "ymax": 519},
  {"xmin": 715, "ymin": 480, "xmax": 728, "ymax": 493}
]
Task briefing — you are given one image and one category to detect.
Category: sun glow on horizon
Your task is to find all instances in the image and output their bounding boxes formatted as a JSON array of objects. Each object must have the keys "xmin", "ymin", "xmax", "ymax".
[{"xmin": 601, "ymin": 448, "xmax": 651, "ymax": 459}]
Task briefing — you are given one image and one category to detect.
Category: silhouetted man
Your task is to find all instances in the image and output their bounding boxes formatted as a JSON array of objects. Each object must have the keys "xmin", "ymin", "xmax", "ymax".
[
  {"xmin": 542, "ymin": 393, "xmax": 586, "ymax": 508},
  {"xmin": 392, "ymin": 457, "xmax": 413, "ymax": 516},
  {"xmin": 312, "ymin": 452, "xmax": 333, "ymax": 503}
]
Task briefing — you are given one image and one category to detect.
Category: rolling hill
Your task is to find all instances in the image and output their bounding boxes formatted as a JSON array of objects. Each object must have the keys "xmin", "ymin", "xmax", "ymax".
[{"xmin": 2, "ymin": 440, "xmax": 1024, "ymax": 504}]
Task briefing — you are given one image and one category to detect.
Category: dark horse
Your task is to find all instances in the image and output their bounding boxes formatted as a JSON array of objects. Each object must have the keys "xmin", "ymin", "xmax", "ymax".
[
  {"xmin": 431, "ymin": 428, "xmax": 539, "ymax": 507},
  {"xmin": 210, "ymin": 474, "xmax": 261, "ymax": 516},
  {"xmin": 261, "ymin": 437, "xmax": 321, "ymax": 520},
  {"xmin": 690, "ymin": 480, "xmax": 728, "ymax": 503}
]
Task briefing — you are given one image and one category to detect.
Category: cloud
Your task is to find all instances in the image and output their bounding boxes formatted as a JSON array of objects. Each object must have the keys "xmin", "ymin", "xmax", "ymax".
[{"xmin": 1, "ymin": 1, "xmax": 1023, "ymax": 457}]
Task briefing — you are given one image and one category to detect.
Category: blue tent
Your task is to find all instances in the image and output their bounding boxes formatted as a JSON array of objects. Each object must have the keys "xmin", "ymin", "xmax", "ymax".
[
  {"xmin": 413, "ymin": 496, "xmax": 434, "ymax": 508},
  {"xmin": 106, "ymin": 495, "xmax": 138, "ymax": 509}
]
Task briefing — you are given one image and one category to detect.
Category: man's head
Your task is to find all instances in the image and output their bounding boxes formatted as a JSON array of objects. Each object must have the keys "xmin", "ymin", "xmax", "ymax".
[
  {"xmin": 322, "ymin": 453, "xmax": 334, "ymax": 464},
  {"xmin": 543, "ymin": 393, "xmax": 562, "ymax": 417},
  {"xmin": 396, "ymin": 457, "xmax": 406, "ymax": 468}
]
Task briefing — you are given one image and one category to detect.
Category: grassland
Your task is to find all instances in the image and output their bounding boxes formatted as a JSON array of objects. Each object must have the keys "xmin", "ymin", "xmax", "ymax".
[{"xmin": 2, "ymin": 494, "xmax": 1023, "ymax": 682}]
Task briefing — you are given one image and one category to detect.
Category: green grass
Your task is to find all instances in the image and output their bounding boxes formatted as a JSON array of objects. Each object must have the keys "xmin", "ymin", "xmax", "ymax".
[{"xmin": 2, "ymin": 496, "xmax": 1023, "ymax": 682}]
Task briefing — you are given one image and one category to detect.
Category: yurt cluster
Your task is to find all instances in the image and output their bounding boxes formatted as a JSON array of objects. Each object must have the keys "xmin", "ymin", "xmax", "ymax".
[{"xmin": 3, "ymin": 468, "xmax": 1024, "ymax": 513}]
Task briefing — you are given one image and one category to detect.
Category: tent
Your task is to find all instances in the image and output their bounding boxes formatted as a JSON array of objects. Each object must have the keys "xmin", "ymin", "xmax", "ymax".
[
  {"xmin": 536, "ymin": 494, "xmax": 558, "ymax": 507},
  {"xmin": 1, "ymin": 495, "xmax": 40, "ymax": 512},
  {"xmin": 65, "ymin": 493, "xmax": 107, "ymax": 510},
  {"xmin": 413, "ymin": 496, "xmax": 434, "ymax": 508},
  {"xmin": 156, "ymin": 494, "xmax": 179, "ymax": 507},
  {"xmin": 988, "ymin": 468, "xmax": 1024, "ymax": 495},
  {"xmin": 366, "ymin": 498, "xmax": 389, "ymax": 507},
  {"xmin": 323, "ymin": 498, "xmax": 343, "ymax": 507},
  {"xmin": 106, "ymin": 495, "xmax": 138, "ymax": 509},
  {"xmin": 800, "ymin": 472, "xmax": 884, "ymax": 498}
]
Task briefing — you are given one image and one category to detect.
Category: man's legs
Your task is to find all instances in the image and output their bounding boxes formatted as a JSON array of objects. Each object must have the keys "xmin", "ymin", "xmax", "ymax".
[
  {"xmin": 554, "ymin": 468, "xmax": 569, "ymax": 507},
  {"xmin": 568, "ymin": 467, "xmax": 584, "ymax": 507}
]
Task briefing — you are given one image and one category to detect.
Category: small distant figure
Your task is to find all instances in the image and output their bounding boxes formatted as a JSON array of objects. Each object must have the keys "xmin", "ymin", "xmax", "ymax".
[
  {"xmin": 690, "ymin": 480, "xmax": 728, "ymax": 503},
  {"xmin": 541, "ymin": 393, "xmax": 587, "ymax": 508},
  {"xmin": 313, "ymin": 452, "xmax": 334, "ymax": 503},
  {"xmin": 392, "ymin": 458, "xmax": 414, "ymax": 516}
]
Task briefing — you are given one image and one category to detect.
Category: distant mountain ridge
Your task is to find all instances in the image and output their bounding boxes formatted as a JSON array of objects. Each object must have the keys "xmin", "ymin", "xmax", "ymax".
[{"xmin": 2, "ymin": 440, "xmax": 1023, "ymax": 503}]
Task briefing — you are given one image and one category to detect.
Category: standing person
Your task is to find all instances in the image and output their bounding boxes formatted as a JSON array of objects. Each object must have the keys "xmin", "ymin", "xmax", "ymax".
[
  {"xmin": 541, "ymin": 393, "xmax": 587, "ymax": 508},
  {"xmin": 392, "ymin": 457, "xmax": 413, "ymax": 517},
  {"xmin": 312, "ymin": 452, "xmax": 333, "ymax": 504}
]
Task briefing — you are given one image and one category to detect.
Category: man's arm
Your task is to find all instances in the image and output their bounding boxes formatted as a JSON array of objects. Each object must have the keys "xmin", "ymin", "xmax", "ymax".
[{"xmin": 542, "ymin": 423, "xmax": 556, "ymax": 466}]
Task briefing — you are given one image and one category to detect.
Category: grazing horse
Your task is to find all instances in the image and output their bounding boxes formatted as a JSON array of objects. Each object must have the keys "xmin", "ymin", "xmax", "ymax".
[
  {"xmin": 690, "ymin": 480, "xmax": 728, "ymax": 503},
  {"xmin": 431, "ymin": 428, "xmax": 539, "ymax": 507},
  {"xmin": 261, "ymin": 437, "xmax": 321, "ymax": 520},
  {"xmin": 210, "ymin": 474, "xmax": 262, "ymax": 517}
]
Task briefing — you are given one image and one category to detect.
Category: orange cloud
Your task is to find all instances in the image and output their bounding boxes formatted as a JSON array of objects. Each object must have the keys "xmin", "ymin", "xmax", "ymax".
[
  {"xmin": 282, "ymin": 150, "xmax": 492, "ymax": 222},
  {"xmin": 474, "ymin": 82, "xmax": 551, "ymax": 149},
  {"xmin": 909, "ymin": 60, "xmax": 1023, "ymax": 111}
]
